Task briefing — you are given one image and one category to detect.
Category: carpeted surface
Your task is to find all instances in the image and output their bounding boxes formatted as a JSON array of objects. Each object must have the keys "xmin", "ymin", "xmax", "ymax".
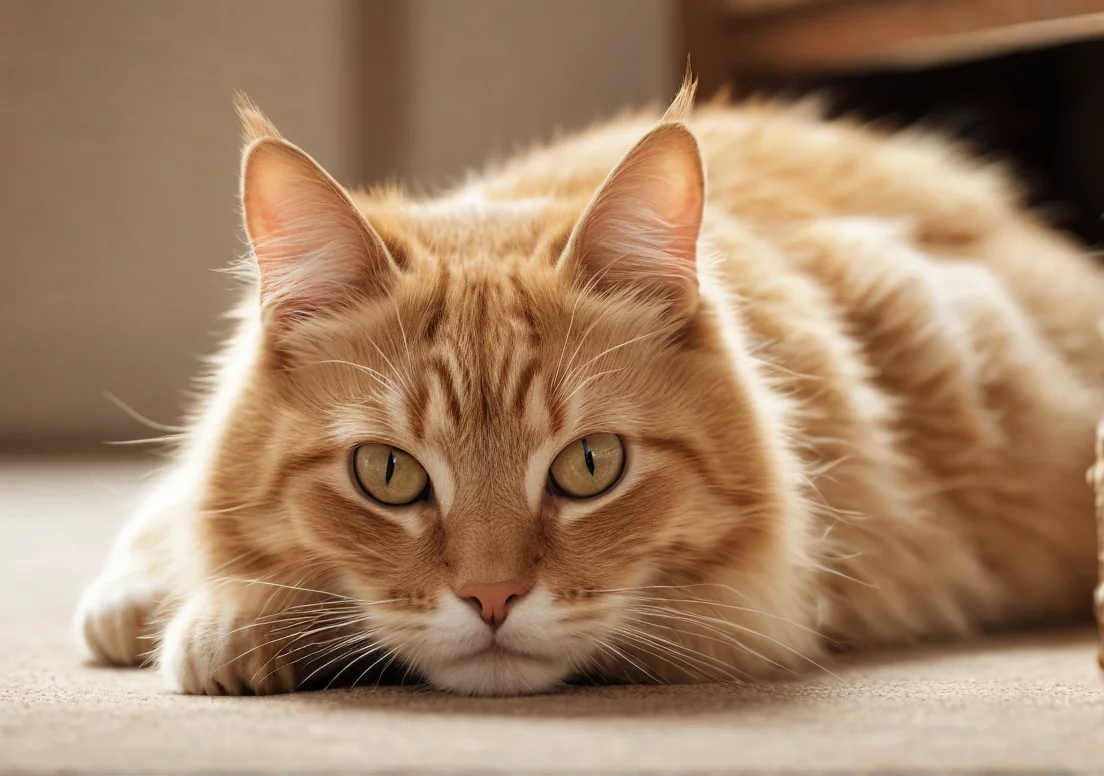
[{"xmin": 2, "ymin": 456, "xmax": 1103, "ymax": 775}]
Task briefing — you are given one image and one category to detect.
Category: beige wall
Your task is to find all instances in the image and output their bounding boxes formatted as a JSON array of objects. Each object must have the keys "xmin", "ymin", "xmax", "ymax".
[
  {"xmin": 404, "ymin": 0, "xmax": 674, "ymax": 187},
  {"xmin": 0, "ymin": 0, "xmax": 674, "ymax": 448}
]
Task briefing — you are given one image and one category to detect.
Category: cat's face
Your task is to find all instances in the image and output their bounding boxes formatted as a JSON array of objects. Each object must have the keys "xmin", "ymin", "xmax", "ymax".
[
  {"xmin": 268, "ymin": 259, "xmax": 706, "ymax": 694},
  {"xmin": 211, "ymin": 97, "xmax": 778, "ymax": 695}
]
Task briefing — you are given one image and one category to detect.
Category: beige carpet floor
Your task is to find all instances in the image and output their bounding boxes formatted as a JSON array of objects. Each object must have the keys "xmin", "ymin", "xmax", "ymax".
[{"xmin": 2, "ymin": 455, "xmax": 1103, "ymax": 775}]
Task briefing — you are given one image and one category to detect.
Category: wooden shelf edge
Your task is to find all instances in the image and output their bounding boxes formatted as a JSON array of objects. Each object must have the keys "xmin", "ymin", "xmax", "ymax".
[{"xmin": 710, "ymin": 0, "xmax": 1104, "ymax": 79}]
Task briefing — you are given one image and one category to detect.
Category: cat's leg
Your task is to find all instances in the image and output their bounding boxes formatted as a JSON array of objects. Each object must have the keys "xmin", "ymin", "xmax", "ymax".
[
  {"xmin": 74, "ymin": 467, "xmax": 191, "ymax": 667},
  {"xmin": 158, "ymin": 581, "xmax": 359, "ymax": 696}
]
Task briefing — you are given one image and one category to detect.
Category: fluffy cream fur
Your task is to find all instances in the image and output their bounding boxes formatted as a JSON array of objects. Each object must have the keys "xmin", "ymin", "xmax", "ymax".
[{"xmin": 75, "ymin": 80, "xmax": 1104, "ymax": 696}]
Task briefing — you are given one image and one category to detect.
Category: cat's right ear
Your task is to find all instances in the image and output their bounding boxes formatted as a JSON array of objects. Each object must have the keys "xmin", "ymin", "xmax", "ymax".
[
  {"xmin": 558, "ymin": 120, "xmax": 705, "ymax": 319},
  {"xmin": 236, "ymin": 96, "xmax": 397, "ymax": 329}
]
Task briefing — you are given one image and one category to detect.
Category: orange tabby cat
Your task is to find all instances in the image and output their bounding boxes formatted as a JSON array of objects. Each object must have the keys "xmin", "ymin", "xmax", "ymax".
[{"xmin": 75, "ymin": 79, "xmax": 1104, "ymax": 696}]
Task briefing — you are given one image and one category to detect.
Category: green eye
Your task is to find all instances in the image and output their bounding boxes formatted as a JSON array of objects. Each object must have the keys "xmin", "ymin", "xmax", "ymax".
[
  {"xmin": 549, "ymin": 434, "xmax": 625, "ymax": 498},
  {"xmin": 352, "ymin": 443, "xmax": 429, "ymax": 505}
]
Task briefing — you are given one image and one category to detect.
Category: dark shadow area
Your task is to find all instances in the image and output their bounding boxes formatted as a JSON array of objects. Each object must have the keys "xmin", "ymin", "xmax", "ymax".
[{"xmin": 765, "ymin": 40, "xmax": 1104, "ymax": 250}]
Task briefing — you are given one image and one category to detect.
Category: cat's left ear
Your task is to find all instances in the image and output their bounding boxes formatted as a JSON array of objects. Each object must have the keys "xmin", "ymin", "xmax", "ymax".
[
  {"xmin": 559, "ymin": 121, "xmax": 705, "ymax": 318},
  {"xmin": 235, "ymin": 94, "xmax": 398, "ymax": 330}
]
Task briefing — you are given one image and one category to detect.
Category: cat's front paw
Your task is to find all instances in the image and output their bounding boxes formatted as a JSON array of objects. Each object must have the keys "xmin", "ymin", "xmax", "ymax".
[
  {"xmin": 158, "ymin": 591, "xmax": 305, "ymax": 696},
  {"xmin": 74, "ymin": 573, "xmax": 166, "ymax": 667}
]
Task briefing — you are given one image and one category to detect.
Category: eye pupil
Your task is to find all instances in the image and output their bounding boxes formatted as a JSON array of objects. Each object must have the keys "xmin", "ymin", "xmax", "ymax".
[
  {"xmin": 385, "ymin": 450, "xmax": 396, "ymax": 485},
  {"xmin": 581, "ymin": 438, "xmax": 595, "ymax": 476}
]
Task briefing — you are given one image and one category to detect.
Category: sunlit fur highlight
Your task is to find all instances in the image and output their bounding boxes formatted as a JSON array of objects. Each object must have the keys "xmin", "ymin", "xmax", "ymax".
[{"xmin": 76, "ymin": 77, "xmax": 1104, "ymax": 697}]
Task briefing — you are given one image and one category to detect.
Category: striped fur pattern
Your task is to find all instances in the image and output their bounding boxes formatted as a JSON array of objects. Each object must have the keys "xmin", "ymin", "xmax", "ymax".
[{"xmin": 75, "ymin": 80, "xmax": 1104, "ymax": 696}]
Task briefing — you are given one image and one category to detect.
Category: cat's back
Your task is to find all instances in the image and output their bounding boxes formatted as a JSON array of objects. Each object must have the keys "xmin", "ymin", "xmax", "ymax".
[
  {"xmin": 695, "ymin": 103, "xmax": 1104, "ymax": 635},
  {"xmin": 690, "ymin": 103, "xmax": 1104, "ymax": 638}
]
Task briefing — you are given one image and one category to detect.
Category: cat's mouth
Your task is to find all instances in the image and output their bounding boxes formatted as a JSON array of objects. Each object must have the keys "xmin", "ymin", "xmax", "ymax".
[
  {"xmin": 451, "ymin": 642, "xmax": 544, "ymax": 665},
  {"xmin": 429, "ymin": 644, "xmax": 568, "ymax": 696}
]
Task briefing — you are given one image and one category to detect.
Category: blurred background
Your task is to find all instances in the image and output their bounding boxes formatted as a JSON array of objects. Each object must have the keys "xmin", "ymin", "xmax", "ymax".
[{"xmin": 3, "ymin": 0, "xmax": 1104, "ymax": 451}]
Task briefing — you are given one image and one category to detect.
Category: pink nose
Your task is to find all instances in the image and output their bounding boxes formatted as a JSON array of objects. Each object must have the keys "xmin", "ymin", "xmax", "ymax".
[{"xmin": 456, "ymin": 580, "xmax": 530, "ymax": 628}]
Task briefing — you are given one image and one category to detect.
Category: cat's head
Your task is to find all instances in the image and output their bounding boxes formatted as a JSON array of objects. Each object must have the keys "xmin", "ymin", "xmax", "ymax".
[{"xmin": 205, "ymin": 86, "xmax": 790, "ymax": 695}]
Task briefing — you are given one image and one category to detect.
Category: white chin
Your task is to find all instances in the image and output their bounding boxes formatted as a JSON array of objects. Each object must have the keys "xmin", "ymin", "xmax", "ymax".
[{"xmin": 424, "ymin": 650, "xmax": 571, "ymax": 696}]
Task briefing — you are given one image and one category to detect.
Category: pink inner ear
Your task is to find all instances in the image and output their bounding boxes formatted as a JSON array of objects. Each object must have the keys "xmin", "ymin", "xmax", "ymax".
[
  {"xmin": 251, "ymin": 198, "xmax": 287, "ymax": 242},
  {"xmin": 243, "ymin": 142, "xmax": 319, "ymax": 254}
]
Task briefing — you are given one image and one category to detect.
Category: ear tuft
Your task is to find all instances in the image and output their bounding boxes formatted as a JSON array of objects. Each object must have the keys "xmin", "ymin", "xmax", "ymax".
[
  {"xmin": 661, "ymin": 63, "xmax": 697, "ymax": 124},
  {"xmin": 234, "ymin": 90, "xmax": 282, "ymax": 145}
]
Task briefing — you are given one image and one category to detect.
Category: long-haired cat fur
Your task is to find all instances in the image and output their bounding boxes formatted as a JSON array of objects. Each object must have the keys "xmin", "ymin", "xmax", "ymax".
[{"xmin": 75, "ymin": 78, "xmax": 1104, "ymax": 696}]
